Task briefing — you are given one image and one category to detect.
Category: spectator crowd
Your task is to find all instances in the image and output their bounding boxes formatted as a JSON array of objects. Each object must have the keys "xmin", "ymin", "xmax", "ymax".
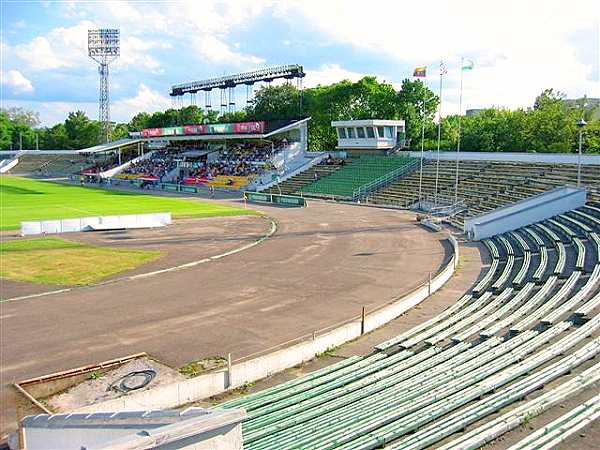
[
  {"xmin": 106, "ymin": 138, "xmax": 292, "ymax": 185},
  {"xmin": 120, "ymin": 149, "xmax": 182, "ymax": 179}
]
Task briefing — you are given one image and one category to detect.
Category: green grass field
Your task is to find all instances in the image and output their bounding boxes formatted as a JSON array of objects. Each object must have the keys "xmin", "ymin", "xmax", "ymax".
[
  {"xmin": 1, "ymin": 237, "xmax": 161, "ymax": 285},
  {"xmin": 0, "ymin": 176, "xmax": 254, "ymax": 230}
]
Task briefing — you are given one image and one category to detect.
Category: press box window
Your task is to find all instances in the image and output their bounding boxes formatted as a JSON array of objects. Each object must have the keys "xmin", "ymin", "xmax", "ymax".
[
  {"xmin": 377, "ymin": 126, "xmax": 385, "ymax": 138},
  {"xmin": 356, "ymin": 127, "xmax": 366, "ymax": 138},
  {"xmin": 366, "ymin": 127, "xmax": 375, "ymax": 138},
  {"xmin": 347, "ymin": 128, "xmax": 356, "ymax": 138},
  {"xmin": 338, "ymin": 128, "xmax": 347, "ymax": 138}
]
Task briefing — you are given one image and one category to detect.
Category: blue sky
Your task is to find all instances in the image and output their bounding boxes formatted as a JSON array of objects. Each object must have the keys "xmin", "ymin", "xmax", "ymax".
[{"xmin": 1, "ymin": 0, "xmax": 598, "ymax": 126}]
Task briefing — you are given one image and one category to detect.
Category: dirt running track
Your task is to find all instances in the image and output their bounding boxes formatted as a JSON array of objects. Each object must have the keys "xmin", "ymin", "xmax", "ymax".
[{"xmin": 0, "ymin": 200, "xmax": 447, "ymax": 434}]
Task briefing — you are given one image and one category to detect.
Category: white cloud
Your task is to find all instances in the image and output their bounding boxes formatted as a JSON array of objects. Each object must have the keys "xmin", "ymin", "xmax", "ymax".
[
  {"xmin": 2, "ymin": 99, "xmax": 96, "ymax": 126},
  {"xmin": 112, "ymin": 83, "xmax": 172, "ymax": 120},
  {"xmin": 5, "ymin": 0, "xmax": 597, "ymax": 122},
  {"xmin": 275, "ymin": 0, "xmax": 599, "ymax": 110},
  {"xmin": 3, "ymin": 84, "xmax": 170, "ymax": 126},
  {"xmin": 305, "ymin": 64, "xmax": 365, "ymax": 87},
  {"xmin": 117, "ymin": 36, "xmax": 169, "ymax": 72},
  {"xmin": 304, "ymin": 64, "xmax": 401, "ymax": 90},
  {"xmin": 65, "ymin": 0, "xmax": 271, "ymax": 67},
  {"xmin": 1, "ymin": 70, "xmax": 34, "ymax": 94},
  {"xmin": 194, "ymin": 35, "xmax": 264, "ymax": 66},
  {"xmin": 12, "ymin": 20, "xmax": 167, "ymax": 73},
  {"xmin": 14, "ymin": 20, "xmax": 96, "ymax": 70}
]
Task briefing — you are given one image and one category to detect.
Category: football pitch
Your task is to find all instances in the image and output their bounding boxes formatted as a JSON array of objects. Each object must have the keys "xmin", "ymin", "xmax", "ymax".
[{"xmin": 0, "ymin": 176, "xmax": 254, "ymax": 230}]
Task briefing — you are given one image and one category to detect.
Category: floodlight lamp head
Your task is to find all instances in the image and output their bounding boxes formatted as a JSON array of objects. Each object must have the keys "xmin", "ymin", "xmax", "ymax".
[
  {"xmin": 88, "ymin": 29, "xmax": 120, "ymax": 64},
  {"xmin": 576, "ymin": 118, "xmax": 587, "ymax": 129}
]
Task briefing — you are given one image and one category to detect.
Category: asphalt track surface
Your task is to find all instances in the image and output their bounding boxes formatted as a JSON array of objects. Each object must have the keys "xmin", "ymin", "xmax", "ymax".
[{"xmin": 0, "ymin": 200, "xmax": 447, "ymax": 434}]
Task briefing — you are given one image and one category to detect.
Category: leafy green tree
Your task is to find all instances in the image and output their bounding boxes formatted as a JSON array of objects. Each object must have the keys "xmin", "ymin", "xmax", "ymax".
[
  {"xmin": 0, "ymin": 111, "xmax": 13, "ymax": 149},
  {"xmin": 249, "ymin": 83, "xmax": 302, "ymax": 121},
  {"xmin": 129, "ymin": 112, "xmax": 152, "ymax": 131},
  {"xmin": 41, "ymin": 123, "xmax": 68, "ymax": 149},
  {"xmin": 219, "ymin": 111, "xmax": 247, "ymax": 122},
  {"xmin": 64, "ymin": 111, "xmax": 101, "ymax": 149},
  {"xmin": 178, "ymin": 105, "xmax": 205, "ymax": 125},
  {"xmin": 581, "ymin": 120, "xmax": 600, "ymax": 154},
  {"xmin": 397, "ymin": 79, "xmax": 439, "ymax": 147},
  {"xmin": 112, "ymin": 123, "xmax": 130, "ymax": 140},
  {"xmin": 527, "ymin": 89, "xmax": 575, "ymax": 152},
  {"xmin": 3, "ymin": 107, "xmax": 40, "ymax": 128}
]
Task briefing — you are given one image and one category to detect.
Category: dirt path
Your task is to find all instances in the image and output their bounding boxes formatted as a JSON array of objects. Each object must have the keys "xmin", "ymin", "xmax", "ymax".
[{"xmin": 1, "ymin": 201, "xmax": 447, "ymax": 435}]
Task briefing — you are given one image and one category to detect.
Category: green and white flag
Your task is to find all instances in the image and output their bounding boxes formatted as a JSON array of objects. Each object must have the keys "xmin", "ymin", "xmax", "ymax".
[{"xmin": 462, "ymin": 59, "xmax": 474, "ymax": 71}]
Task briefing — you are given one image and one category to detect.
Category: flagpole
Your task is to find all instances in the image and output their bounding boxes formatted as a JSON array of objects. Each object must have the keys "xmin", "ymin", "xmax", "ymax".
[
  {"xmin": 434, "ymin": 61, "xmax": 444, "ymax": 206},
  {"xmin": 418, "ymin": 100, "xmax": 425, "ymax": 209},
  {"xmin": 455, "ymin": 57, "xmax": 464, "ymax": 206}
]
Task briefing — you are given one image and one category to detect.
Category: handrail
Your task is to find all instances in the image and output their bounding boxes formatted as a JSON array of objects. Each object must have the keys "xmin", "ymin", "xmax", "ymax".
[{"xmin": 352, "ymin": 158, "xmax": 419, "ymax": 201}]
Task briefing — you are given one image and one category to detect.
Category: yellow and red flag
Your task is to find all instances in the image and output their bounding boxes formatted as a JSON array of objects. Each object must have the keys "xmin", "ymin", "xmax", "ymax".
[{"xmin": 413, "ymin": 66, "xmax": 426, "ymax": 77}]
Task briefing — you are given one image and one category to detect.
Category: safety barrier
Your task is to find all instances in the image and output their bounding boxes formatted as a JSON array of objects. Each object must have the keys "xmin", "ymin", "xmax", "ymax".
[{"xmin": 21, "ymin": 212, "xmax": 171, "ymax": 236}]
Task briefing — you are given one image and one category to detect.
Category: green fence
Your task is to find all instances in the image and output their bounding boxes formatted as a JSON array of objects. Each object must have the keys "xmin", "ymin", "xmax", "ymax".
[{"xmin": 244, "ymin": 191, "xmax": 307, "ymax": 207}]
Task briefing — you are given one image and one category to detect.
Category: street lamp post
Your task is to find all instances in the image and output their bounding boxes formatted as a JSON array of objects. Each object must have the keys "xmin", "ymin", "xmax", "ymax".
[{"xmin": 576, "ymin": 118, "xmax": 586, "ymax": 187}]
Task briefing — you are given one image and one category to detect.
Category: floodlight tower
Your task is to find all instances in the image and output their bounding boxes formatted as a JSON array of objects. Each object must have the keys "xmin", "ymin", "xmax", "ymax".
[{"xmin": 88, "ymin": 29, "xmax": 120, "ymax": 143}]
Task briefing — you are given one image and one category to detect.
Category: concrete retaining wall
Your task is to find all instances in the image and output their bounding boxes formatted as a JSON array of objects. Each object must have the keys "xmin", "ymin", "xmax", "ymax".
[
  {"xmin": 77, "ymin": 234, "xmax": 459, "ymax": 413},
  {"xmin": 408, "ymin": 150, "xmax": 600, "ymax": 165},
  {"xmin": 465, "ymin": 187, "xmax": 587, "ymax": 240}
]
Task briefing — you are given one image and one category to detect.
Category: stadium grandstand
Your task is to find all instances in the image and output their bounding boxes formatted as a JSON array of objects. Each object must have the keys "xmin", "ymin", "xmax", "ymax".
[
  {"xmin": 209, "ymin": 202, "xmax": 600, "ymax": 449},
  {"xmin": 192, "ymin": 119, "xmax": 600, "ymax": 449},
  {"xmin": 0, "ymin": 118, "xmax": 317, "ymax": 192},
  {"xmin": 2, "ymin": 0, "xmax": 600, "ymax": 447},
  {"xmin": 4, "ymin": 109, "xmax": 600, "ymax": 447}
]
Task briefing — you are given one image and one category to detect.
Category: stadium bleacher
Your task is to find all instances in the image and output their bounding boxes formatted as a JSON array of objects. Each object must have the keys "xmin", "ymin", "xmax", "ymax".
[
  {"xmin": 12, "ymin": 153, "xmax": 91, "ymax": 176},
  {"xmin": 298, "ymin": 154, "xmax": 418, "ymax": 199},
  {"xmin": 214, "ymin": 202, "xmax": 600, "ymax": 449},
  {"xmin": 360, "ymin": 159, "xmax": 600, "ymax": 227},
  {"xmin": 263, "ymin": 158, "xmax": 343, "ymax": 195}
]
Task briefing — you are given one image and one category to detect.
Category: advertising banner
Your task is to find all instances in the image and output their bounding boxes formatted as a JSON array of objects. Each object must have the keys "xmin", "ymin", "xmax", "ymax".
[
  {"xmin": 141, "ymin": 128, "xmax": 162, "ymax": 138},
  {"xmin": 183, "ymin": 124, "xmax": 206, "ymax": 135},
  {"xmin": 233, "ymin": 121, "xmax": 265, "ymax": 134},
  {"xmin": 244, "ymin": 192, "xmax": 306, "ymax": 207},
  {"xmin": 142, "ymin": 121, "xmax": 266, "ymax": 138},
  {"xmin": 207, "ymin": 123, "xmax": 232, "ymax": 134}
]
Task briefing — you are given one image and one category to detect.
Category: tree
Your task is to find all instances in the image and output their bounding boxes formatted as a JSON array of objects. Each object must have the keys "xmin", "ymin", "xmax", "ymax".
[
  {"xmin": 42, "ymin": 123, "xmax": 68, "ymax": 149},
  {"xmin": 129, "ymin": 112, "xmax": 152, "ymax": 131},
  {"xmin": 2, "ymin": 107, "xmax": 40, "ymax": 128},
  {"xmin": 397, "ymin": 79, "xmax": 439, "ymax": 147},
  {"xmin": 581, "ymin": 120, "xmax": 600, "ymax": 154},
  {"xmin": 248, "ymin": 84, "xmax": 302, "ymax": 121},
  {"xmin": 178, "ymin": 105, "xmax": 205, "ymax": 125},
  {"xmin": 219, "ymin": 111, "xmax": 247, "ymax": 122},
  {"xmin": 0, "ymin": 111, "xmax": 13, "ymax": 149},
  {"xmin": 527, "ymin": 89, "xmax": 575, "ymax": 152},
  {"xmin": 112, "ymin": 123, "xmax": 130, "ymax": 141},
  {"xmin": 64, "ymin": 111, "xmax": 101, "ymax": 149},
  {"xmin": 2, "ymin": 84, "xmax": 595, "ymax": 154}
]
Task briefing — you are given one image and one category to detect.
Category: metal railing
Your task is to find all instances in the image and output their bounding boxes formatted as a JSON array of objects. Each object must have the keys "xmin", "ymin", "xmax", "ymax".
[
  {"xmin": 352, "ymin": 158, "xmax": 419, "ymax": 201},
  {"xmin": 416, "ymin": 193, "xmax": 468, "ymax": 216}
]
